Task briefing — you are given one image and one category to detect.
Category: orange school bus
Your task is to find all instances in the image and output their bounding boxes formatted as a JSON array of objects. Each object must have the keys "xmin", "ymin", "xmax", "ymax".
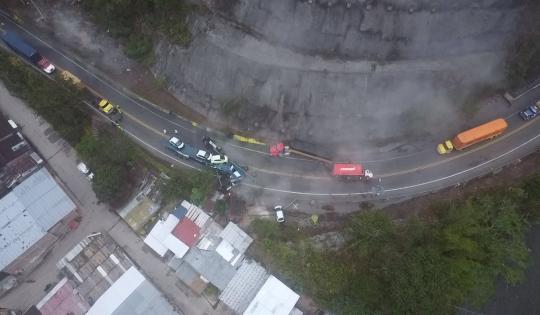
[{"xmin": 437, "ymin": 118, "xmax": 508, "ymax": 154}]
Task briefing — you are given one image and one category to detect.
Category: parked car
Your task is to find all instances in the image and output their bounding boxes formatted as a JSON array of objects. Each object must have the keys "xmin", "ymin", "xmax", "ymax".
[
  {"xmin": 77, "ymin": 162, "xmax": 94, "ymax": 180},
  {"xmin": 218, "ymin": 175, "xmax": 233, "ymax": 195},
  {"xmin": 195, "ymin": 149, "xmax": 212, "ymax": 163},
  {"xmin": 209, "ymin": 154, "xmax": 228, "ymax": 165},
  {"xmin": 519, "ymin": 104, "xmax": 540, "ymax": 121},
  {"xmin": 274, "ymin": 205, "xmax": 285, "ymax": 223}
]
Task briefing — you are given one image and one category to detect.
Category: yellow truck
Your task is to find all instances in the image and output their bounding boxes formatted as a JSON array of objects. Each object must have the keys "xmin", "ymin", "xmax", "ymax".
[
  {"xmin": 60, "ymin": 70, "xmax": 83, "ymax": 89},
  {"xmin": 437, "ymin": 118, "xmax": 508, "ymax": 154}
]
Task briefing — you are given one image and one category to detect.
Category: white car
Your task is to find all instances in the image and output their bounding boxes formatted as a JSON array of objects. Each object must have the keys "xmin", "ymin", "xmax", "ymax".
[
  {"xmin": 274, "ymin": 205, "xmax": 285, "ymax": 223},
  {"xmin": 169, "ymin": 136, "xmax": 184, "ymax": 149},
  {"xmin": 196, "ymin": 149, "xmax": 212, "ymax": 163},
  {"xmin": 209, "ymin": 154, "xmax": 228, "ymax": 165},
  {"xmin": 77, "ymin": 162, "xmax": 94, "ymax": 180}
]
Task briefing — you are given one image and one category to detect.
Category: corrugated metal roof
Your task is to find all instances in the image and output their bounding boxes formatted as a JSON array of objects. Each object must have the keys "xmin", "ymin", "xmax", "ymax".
[
  {"xmin": 12, "ymin": 168, "xmax": 75, "ymax": 231},
  {"xmin": 113, "ymin": 278, "xmax": 177, "ymax": 315},
  {"xmin": 0, "ymin": 168, "xmax": 75, "ymax": 270},
  {"xmin": 220, "ymin": 222, "xmax": 253, "ymax": 254},
  {"xmin": 183, "ymin": 247, "xmax": 236, "ymax": 291},
  {"xmin": 220, "ymin": 260, "xmax": 269, "ymax": 314},
  {"xmin": 181, "ymin": 200, "xmax": 210, "ymax": 227},
  {"xmin": 86, "ymin": 267, "xmax": 176, "ymax": 315}
]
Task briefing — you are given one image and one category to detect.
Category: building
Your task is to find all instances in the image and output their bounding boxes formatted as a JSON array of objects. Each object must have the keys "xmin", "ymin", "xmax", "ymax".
[
  {"xmin": 0, "ymin": 115, "xmax": 76, "ymax": 281},
  {"xmin": 0, "ymin": 168, "xmax": 77, "ymax": 275},
  {"xmin": 243, "ymin": 276, "xmax": 300, "ymax": 315},
  {"xmin": 0, "ymin": 117, "xmax": 42, "ymax": 196},
  {"xmin": 86, "ymin": 266, "xmax": 176, "ymax": 315},
  {"xmin": 40, "ymin": 232, "xmax": 178, "ymax": 315},
  {"xmin": 144, "ymin": 200, "xmax": 302, "ymax": 315}
]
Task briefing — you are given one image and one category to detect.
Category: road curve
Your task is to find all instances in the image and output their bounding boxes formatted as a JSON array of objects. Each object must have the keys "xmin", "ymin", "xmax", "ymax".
[{"xmin": 1, "ymin": 10, "xmax": 539, "ymax": 202}]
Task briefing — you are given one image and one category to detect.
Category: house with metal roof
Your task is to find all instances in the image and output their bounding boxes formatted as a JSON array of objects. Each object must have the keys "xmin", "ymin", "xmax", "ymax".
[
  {"xmin": 49, "ymin": 232, "xmax": 177, "ymax": 315},
  {"xmin": 243, "ymin": 276, "xmax": 301, "ymax": 315},
  {"xmin": 219, "ymin": 260, "xmax": 268, "ymax": 314},
  {"xmin": 0, "ymin": 168, "xmax": 76, "ymax": 273},
  {"xmin": 143, "ymin": 200, "xmax": 302, "ymax": 314},
  {"xmin": 86, "ymin": 266, "xmax": 177, "ymax": 315}
]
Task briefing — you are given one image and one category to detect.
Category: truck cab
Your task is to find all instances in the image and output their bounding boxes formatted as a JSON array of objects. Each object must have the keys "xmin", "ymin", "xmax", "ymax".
[{"xmin": 437, "ymin": 140, "xmax": 454, "ymax": 155}]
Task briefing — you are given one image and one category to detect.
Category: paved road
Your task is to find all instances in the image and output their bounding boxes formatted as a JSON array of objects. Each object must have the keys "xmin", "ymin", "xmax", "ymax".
[
  {"xmin": 0, "ymin": 10, "xmax": 539, "ymax": 205},
  {"xmin": 0, "ymin": 83, "xmax": 223, "ymax": 315}
]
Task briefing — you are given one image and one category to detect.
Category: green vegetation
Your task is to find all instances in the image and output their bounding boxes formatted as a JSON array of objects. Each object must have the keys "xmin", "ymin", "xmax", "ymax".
[
  {"xmin": 159, "ymin": 170, "xmax": 215, "ymax": 205},
  {"xmin": 81, "ymin": 0, "xmax": 197, "ymax": 62},
  {"xmin": 0, "ymin": 48, "xmax": 216, "ymax": 205},
  {"xmin": 0, "ymin": 51, "xmax": 89, "ymax": 144},
  {"xmin": 253, "ymin": 179, "xmax": 540, "ymax": 314},
  {"xmin": 76, "ymin": 132, "xmax": 136, "ymax": 202}
]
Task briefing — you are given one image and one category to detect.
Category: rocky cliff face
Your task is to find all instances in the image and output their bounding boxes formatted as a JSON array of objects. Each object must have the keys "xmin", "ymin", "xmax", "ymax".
[{"xmin": 152, "ymin": 0, "xmax": 521, "ymax": 151}]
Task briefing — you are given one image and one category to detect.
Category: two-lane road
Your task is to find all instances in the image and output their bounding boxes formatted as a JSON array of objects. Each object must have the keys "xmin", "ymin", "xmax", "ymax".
[{"xmin": 1, "ymin": 10, "xmax": 539, "ymax": 203}]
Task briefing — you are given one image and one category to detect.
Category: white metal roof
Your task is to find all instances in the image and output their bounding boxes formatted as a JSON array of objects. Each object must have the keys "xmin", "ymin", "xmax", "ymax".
[
  {"xmin": 243, "ymin": 276, "xmax": 300, "ymax": 315},
  {"xmin": 220, "ymin": 222, "xmax": 253, "ymax": 254},
  {"xmin": 143, "ymin": 214, "xmax": 188, "ymax": 258},
  {"xmin": 86, "ymin": 266, "xmax": 144, "ymax": 315},
  {"xmin": 163, "ymin": 233, "xmax": 189, "ymax": 258},
  {"xmin": 216, "ymin": 239, "xmax": 236, "ymax": 262}
]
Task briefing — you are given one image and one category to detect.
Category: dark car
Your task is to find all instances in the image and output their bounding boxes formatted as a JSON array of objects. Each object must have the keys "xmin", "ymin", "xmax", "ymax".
[
  {"xmin": 218, "ymin": 175, "xmax": 233, "ymax": 194},
  {"xmin": 203, "ymin": 136, "xmax": 224, "ymax": 155},
  {"xmin": 519, "ymin": 104, "xmax": 540, "ymax": 121}
]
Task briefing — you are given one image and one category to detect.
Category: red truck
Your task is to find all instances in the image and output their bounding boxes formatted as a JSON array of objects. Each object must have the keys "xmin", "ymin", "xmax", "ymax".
[{"xmin": 270, "ymin": 142, "xmax": 373, "ymax": 180}]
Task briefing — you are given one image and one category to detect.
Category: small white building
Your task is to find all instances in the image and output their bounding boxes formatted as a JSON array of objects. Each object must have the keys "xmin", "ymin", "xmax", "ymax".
[{"xmin": 243, "ymin": 276, "xmax": 300, "ymax": 315}]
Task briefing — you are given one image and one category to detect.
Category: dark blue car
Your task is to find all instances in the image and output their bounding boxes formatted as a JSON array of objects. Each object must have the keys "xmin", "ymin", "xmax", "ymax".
[{"xmin": 519, "ymin": 104, "xmax": 540, "ymax": 121}]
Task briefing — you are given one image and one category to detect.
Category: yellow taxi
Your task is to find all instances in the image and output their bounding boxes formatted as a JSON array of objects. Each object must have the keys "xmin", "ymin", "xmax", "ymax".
[{"xmin": 437, "ymin": 140, "xmax": 454, "ymax": 155}]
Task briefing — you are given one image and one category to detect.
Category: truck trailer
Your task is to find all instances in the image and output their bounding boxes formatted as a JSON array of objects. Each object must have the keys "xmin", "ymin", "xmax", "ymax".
[
  {"xmin": 1, "ymin": 31, "xmax": 55, "ymax": 73},
  {"xmin": 437, "ymin": 118, "xmax": 508, "ymax": 154},
  {"xmin": 270, "ymin": 142, "xmax": 373, "ymax": 180}
]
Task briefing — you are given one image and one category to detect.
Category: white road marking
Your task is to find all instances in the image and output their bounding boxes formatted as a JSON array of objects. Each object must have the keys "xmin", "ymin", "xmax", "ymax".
[
  {"xmin": 2, "ymin": 12, "xmax": 539, "ymax": 198},
  {"xmin": 242, "ymin": 133, "xmax": 540, "ymax": 196},
  {"xmin": 0, "ymin": 11, "xmax": 194, "ymax": 132}
]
